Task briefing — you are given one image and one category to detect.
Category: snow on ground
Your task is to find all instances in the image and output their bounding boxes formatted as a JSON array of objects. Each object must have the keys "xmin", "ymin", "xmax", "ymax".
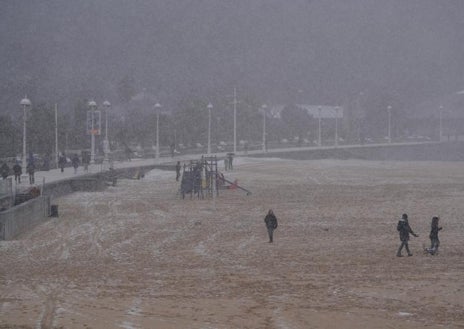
[{"xmin": 1, "ymin": 157, "xmax": 464, "ymax": 328}]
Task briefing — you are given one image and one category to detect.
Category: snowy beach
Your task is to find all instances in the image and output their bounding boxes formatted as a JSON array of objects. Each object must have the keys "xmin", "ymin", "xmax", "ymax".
[{"xmin": 1, "ymin": 157, "xmax": 463, "ymax": 328}]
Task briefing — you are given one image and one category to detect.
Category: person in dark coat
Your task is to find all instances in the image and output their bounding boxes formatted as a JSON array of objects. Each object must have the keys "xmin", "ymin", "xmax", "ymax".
[
  {"xmin": 396, "ymin": 213, "xmax": 418, "ymax": 257},
  {"xmin": 13, "ymin": 162, "xmax": 22, "ymax": 183},
  {"xmin": 264, "ymin": 209, "xmax": 278, "ymax": 243},
  {"xmin": 175, "ymin": 161, "xmax": 181, "ymax": 182},
  {"xmin": 43, "ymin": 153, "xmax": 50, "ymax": 171},
  {"xmin": 125, "ymin": 146, "xmax": 132, "ymax": 161},
  {"xmin": 82, "ymin": 151, "xmax": 90, "ymax": 172},
  {"xmin": 59, "ymin": 153, "xmax": 67, "ymax": 173},
  {"xmin": 227, "ymin": 153, "xmax": 234, "ymax": 170},
  {"xmin": 72, "ymin": 154, "xmax": 80, "ymax": 174},
  {"xmin": 26, "ymin": 161, "xmax": 35, "ymax": 184},
  {"xmin": 1, "ymin": 162, "xmax": 9, "ymax": 180},
  {"xmin": 428, "ymin": 216, "xmax": 442, "ymax": 255}
]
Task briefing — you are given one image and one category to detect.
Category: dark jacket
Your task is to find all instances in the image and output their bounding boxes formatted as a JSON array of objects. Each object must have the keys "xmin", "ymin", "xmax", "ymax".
[
  {"xmin": 13, "ymin": 163, "xmax": 22, "ymax": 175},
  {"xmin": 1, "ymin": 163, "xmax": 9, "ymax": 178},
  {"xmin": 59, "ymin": 156, "xmax": 67, "ymax": 168},
  {"xmin": 429, "ymin": 222, "xmax": 442, "ymax": 239},
  {"xmin": 397, "ymin": 219, "xmax": 416, "ymax": 242},
  {"xmin": 26, "ymin": 162, "xmax": 35, "ymax": 174},
  {"xmin": 264, "ymin": 213, "xmax": 278, "ymax": 230},
  {"xmin": 72, "ymin": 155, "xmax": 80, "ymax": 168}
]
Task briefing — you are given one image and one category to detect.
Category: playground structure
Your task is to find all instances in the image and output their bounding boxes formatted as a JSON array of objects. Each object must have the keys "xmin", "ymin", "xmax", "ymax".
[{"xmin": 179, "ymin": 156, "xmax": 251, "ymax": 199}]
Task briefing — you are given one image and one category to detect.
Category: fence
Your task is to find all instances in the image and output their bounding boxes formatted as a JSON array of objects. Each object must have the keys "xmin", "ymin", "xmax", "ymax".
[
  {"xmin": 0, "ymin": 177, "xmax": 13, "ymax": 211},
  {"xmin": 0, "ymin": 163, "xmax": 168, "ymax": 240},
  {"xmin": 0, "ymin": 196, "xmax": 50, "ymax": 240}
]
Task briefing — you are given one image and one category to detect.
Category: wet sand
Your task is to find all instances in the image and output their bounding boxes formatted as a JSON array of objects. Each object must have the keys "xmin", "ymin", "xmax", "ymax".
[{"xmin": 1, "ymin": 158, "xmax": 463, "ymax": 328}]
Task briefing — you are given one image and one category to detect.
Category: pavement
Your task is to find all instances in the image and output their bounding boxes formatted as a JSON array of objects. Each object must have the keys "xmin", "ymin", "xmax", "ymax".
[
  {"xmin": 12, "ymin": 156, "xmax": 181, "ymax": 193},
  {"xmin": 12, "ymin": 140, "xmax": 439, "ymax": 193}
]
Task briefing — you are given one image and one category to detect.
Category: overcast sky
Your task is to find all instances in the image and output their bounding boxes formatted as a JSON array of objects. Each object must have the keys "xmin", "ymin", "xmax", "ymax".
[{"xmin": 1, "ymin": 0, "xmax": 463, "ymax": 113}]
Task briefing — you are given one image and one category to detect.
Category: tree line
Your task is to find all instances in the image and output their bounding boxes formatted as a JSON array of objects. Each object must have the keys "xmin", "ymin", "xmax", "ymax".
[{"xmin": 0, "ymin": 90, "xmax": 421, "ymax": 160}]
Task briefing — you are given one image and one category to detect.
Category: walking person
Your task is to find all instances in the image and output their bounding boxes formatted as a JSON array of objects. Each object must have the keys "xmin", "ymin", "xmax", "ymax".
[
  {"xmin": 227, "ymin": 153, "xmax": 234, "ymax": 170},
  {"xmin": 72, "ymin": 154, "xmax": 80, "ymax": 174},
  {"xmin": 59, "ymin": 153, "xmax": 67, "ymax": 173},
  {"xmin": 170, "ymin": 143, "xmax": 175, "ymax": 158},
  {"xmin": 1, "ymin": 162, "xmax": 9, "ymax": 180},
  {"xmin": 13, "ymin": 162, "xmax": 22, "ymax": 183},
  {"xmin": 175, "ymin": 161, "xmax": 181, "ymax": 182},
  {"xmin": 396, "ymin": 213, "xmax": 418, "ymax": 257},
  {"xmin": 26, "ymin": 161, "xmax": 35, "ymax": 185},
  {"xmin": 428, "ymin": 216, "xmax": 442, "ymax": 255},
  {"xmin": 82, "ymin": 152, "xmax": 90, "ymax": 172},
  {"xmin": 264, "ymin": 209, "xmax": 278, "ymax": 243}
]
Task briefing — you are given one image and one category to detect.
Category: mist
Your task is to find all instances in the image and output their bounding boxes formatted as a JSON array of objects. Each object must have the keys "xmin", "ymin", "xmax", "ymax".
[{"xmin": 1, "ymin": 0, "xmax": 464, "ymax": 114}]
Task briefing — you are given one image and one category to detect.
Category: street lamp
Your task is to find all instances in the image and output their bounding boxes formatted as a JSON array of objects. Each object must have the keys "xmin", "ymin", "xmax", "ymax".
[
  {"xmin": 54, "ymin": 104, "xmax": 59, "ymax": 168},
  {"xmin": 334, "ymin": 106, "xmax": 340, "ymax": 146},
  {"xmin": 207, "ymin": 103, "xmax": 213, "ymax": 154},
  {"xmin": 20, "ymin": 96, "xmax": 31, "ymax": 170},
  {"xmin": 154, "ymin": 102, "xmax": 161, "ymax": 159},
  {"xmin": 233, "ymin": 87, "xmax": 237, "ymax": 154},
  {"xmin": 387, "ymin": 105, "xmax": 392, "ymax": 143},
  {"xmin": 318, "ymin": 106, "xmax": 322, "ymax": 147},
  {"xmin": 88, "ymin": 100, "xmax": 97, "ymax": 164},
  {"xmin": 261, "ymin": 104, "xmax": 267, "ymax": 152},
  {"xmin": 439, "ymin": 105, "xmax": 443, "ymax": 142},
  {"xmin": 103, "ymin": 100, "xmax": 111, "ymax": 162}
]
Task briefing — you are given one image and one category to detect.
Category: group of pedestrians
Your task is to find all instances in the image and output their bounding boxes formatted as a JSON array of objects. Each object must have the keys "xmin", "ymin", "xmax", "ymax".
[
  {"xmin": 1, "ymin": 161, "xmax": 35, "ymax": 184},
  {"xmin": 1, "ymin": 151, "xmax": 93, "ymax": 186},
  {"xmin": 224, "ymin": 153, "xmax": 234, "ymax": 171},
  {"xmin": 262, "ymin": 210, "xmax": 442, "ymax": 256},
  {"xmin": 396, "ymin": 213, "xmax": 442, "ymax": 256},
  {"xmin": 58, "ymin": 153, "xmax": 90, "ymax": 174}
]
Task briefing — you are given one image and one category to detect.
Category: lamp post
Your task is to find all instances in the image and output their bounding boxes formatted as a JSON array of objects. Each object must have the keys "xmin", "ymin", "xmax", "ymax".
[
  {"xmin": 387, "ymin": 105, "xmax": 392, "ymax": 143},
  {"xmin": 154, "ymin": 103, "xmax": 161, "ymax": 159},
  {"xmin": 261, "ymin": 104, "xmax": 267, "ymax": 152},
  {"xmin": 318, "ymin": 106, "xmax": 322, "ymax": 147},
  {"xmin": 334, "ymin": 106, "xmax": 339, "ymax": 146},
  {"xmin": 103, "ymin": 100, "xmax": 111, "ymax": 162},
  {"xmin": 20, "ymin": 96, "xmax": 31, "ymax": 170},
  {"xmin": 88, "ymin": 100, "xmax": 97, "ymax": 164},
  {"xmin": 54, "ymin": 104, "xmax": 58, "ymax": 168},
  {"xmin": 207, "ymin": 103, "xmax": 213, "ymax": 154},
  {"xmin": 439, "ymin": 105, "xmax": 443, "ymax": 142},
  {"xmin": 233, "ymin": 87, "xmax": 237, "ymax": 154}
]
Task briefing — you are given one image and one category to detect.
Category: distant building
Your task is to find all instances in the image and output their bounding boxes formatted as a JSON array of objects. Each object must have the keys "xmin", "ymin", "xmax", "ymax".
[
  {"xmin": 267, "ymin": 104, "xmax": 343, "ymax": 119},
  {"xmin": 296, "ymin": 105, "xmax": 343, "ymax": 119}
]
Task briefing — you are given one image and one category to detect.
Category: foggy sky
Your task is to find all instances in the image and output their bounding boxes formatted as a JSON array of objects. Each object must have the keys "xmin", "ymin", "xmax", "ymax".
[{"xmin": 1, "ymin": 0, "xmax": 463, "ymax": 114}]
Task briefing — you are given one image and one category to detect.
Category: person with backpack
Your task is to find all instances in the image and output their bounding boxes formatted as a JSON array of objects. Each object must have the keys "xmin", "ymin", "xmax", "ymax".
[{"xmin": 396, "ymin": 213, "xmax": 418, "ymax": 257}]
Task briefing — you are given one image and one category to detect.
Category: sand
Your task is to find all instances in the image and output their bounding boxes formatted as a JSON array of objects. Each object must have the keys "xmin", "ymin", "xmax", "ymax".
[{"xmin": 1, "ymin": 158, "xmax": 463, "ymax": 328}]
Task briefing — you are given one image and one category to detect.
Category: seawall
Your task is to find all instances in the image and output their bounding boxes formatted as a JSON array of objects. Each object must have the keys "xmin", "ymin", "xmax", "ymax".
[
  {"xmin": 0, "ymin": 163, "xmax": 174, "ymax": 240},
  {"xmin": 249, "ymin": 142, "xmax": 464, "ymax": 162}
]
